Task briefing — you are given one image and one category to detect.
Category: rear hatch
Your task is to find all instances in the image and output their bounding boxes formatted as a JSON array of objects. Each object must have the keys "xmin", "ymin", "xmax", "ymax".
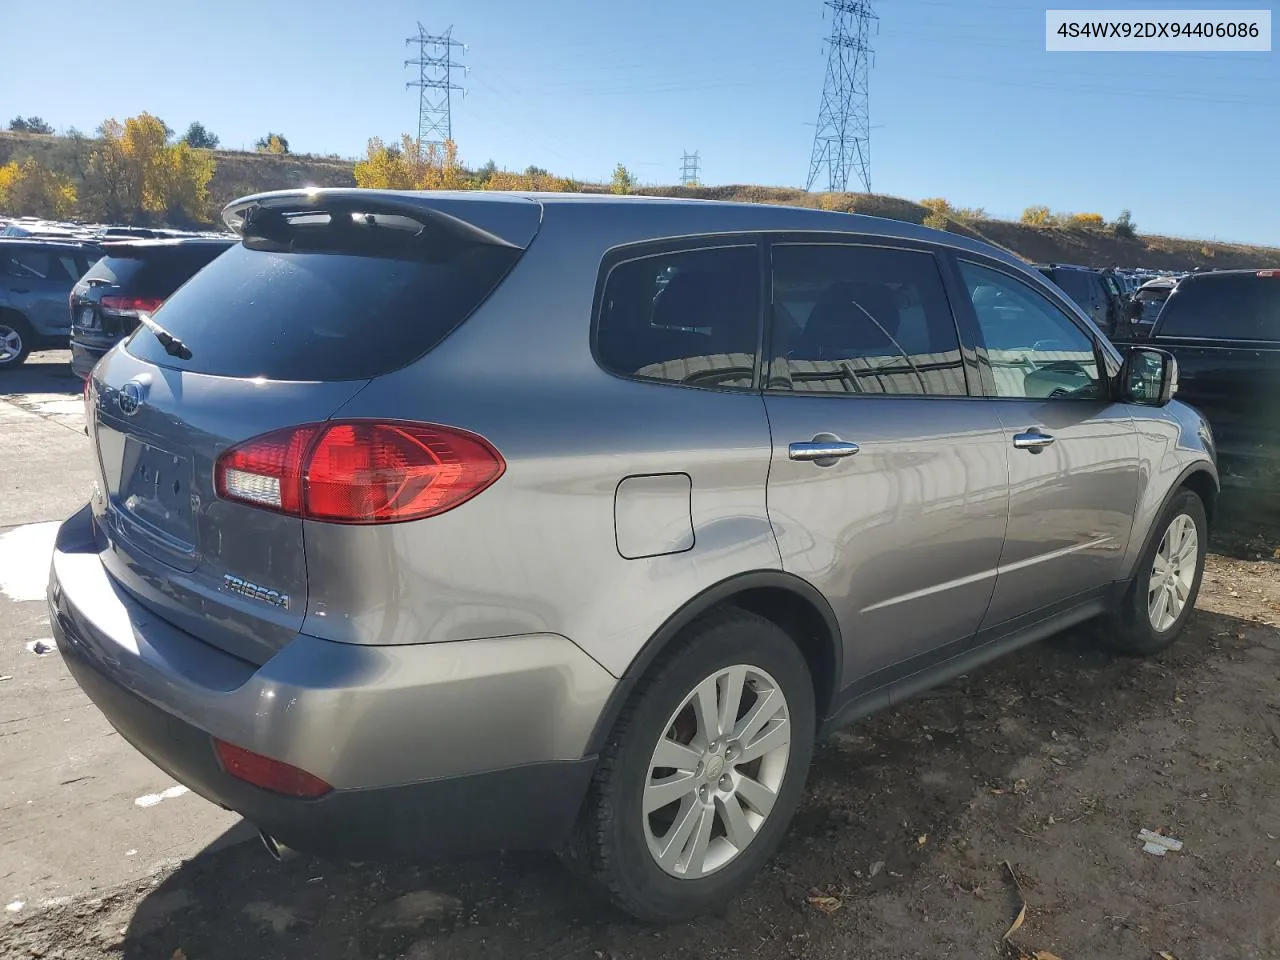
[
  {"xmin": 87, "ymin": 190, "xmax": 541, "ymax": 664},
  {"xmin": 71, "ymin": 240, "xmax": 233, "ymax": 344}
]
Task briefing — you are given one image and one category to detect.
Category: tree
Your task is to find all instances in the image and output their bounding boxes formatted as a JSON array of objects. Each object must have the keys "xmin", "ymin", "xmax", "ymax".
[
  {"xmin": 353, "ymin": 136, "xmax": 465, "ymax": 191},
  {"xmin": 1112, "ymin": 209, "xmax": 1136, "ymax": 238},
  {"xmin": 473, "ymin": 159, "xmax": 498, "ymax": 187},
  {"xmin": 1067, "ymin": 212, "xmax": 1105, "ymax": 228},
  {"xmin": 256, "ymin": 132, "xmax": 290, "ymax": 154},
  {"xmin": 8, "ymin": 116, "xmax": 54, "ymax": 135},
  {"xmin": 81, "ymin": 113, "xmax": 215, "ymax": 223},
  {"xmin": 1021, "ymin": 205, "xmax": 1052, "ymax": 226},
  {"xmin": 610, "ymin": 163, "xmax": 637, "ymax": 195},
  {"xmin": 181, "ymin": 122, "xmax": 220, "ymax": 150},
  {"xmin": 0, "ymin": 158, "xmax": 78, "ymax": 218}
]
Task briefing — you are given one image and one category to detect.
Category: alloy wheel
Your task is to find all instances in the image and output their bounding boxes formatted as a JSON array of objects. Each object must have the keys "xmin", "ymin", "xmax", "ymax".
[
  {"xmin": 0, "ymin": 324, "xmax": 23, "ymax": 365},
  {"xmin": 1149, "ymin": 513, "xmax": 1198, "ymax": 632},
  {"xmin": 642, "ymin": 664, "xmax": 791, "ymax": 879}
]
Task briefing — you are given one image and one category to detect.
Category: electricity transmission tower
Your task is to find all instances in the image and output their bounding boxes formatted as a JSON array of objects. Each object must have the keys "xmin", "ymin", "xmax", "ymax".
[
  {"xmin": 806, "ymin": 1, "xmax": 876, "ymax": 193},
  {"xmin": 405, "ymin": 22, "xmax": 467, "ymax": 150},
  {"xmin": 680, "ymin": 150, "xmax": 701, "ymax": 186}
]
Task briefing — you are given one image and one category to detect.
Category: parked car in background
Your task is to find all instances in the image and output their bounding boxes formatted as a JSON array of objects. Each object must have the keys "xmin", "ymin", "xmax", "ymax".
[
  {"xmin": 1114, "ymin": 268, "xmax": 1280, "ymax": 488},
  {"xmin": 68, "ymin": 237, "xmax": 234, "ymax": 379},
  {"xmin": 0, "ymin": 237, "xmax": 102, "ymax": 368},
  {"xmin": 1035, "ymin": 263, "xmax": 1131, "ymax": 338},
  {"xmin": 56, "ymin": 189, "xmax": 1216, "ymax": 923},
  {"xmin": 1127, "ymin": 276, "xmax": 1179, "ymax": 338}
]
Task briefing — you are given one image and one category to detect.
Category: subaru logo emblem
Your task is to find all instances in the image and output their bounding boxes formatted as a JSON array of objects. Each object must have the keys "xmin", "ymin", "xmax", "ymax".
[{"xmin": 117, "ymin": 381, "xmax": 143, "ymax": 416}]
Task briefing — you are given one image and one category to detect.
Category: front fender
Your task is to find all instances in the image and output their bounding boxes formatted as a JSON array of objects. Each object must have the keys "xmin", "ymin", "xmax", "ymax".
[{"xmin": 1120, "ymin": 400, "xmax": 1218, "ymax": 580}]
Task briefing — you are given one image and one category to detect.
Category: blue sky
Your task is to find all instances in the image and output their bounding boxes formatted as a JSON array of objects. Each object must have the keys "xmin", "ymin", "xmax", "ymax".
[{"xmin": 3, "ymin": 0, "xmax": 1276, "ymax": 243}]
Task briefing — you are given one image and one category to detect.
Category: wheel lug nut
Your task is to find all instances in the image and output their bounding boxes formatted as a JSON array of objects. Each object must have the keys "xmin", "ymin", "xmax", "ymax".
[{"xmin": 719, "ymin": 774, "xmax": 732, "ymax": 790}]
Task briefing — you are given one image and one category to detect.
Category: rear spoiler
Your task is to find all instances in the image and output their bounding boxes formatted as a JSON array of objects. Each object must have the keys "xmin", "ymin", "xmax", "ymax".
[{"xmin": 222, "ymin": 189, "xmax": 542, "ymax": 252}]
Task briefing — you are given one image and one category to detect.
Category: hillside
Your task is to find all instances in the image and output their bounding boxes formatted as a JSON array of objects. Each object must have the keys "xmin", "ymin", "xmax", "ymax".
[{"xmin": 3, "ymin": 130, "xmax": 1275, "ymax": 271}]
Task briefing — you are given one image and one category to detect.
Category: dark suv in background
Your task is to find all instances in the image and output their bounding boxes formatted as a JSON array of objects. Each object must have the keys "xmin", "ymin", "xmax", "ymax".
[
  {"xmin": 69, "ymin": 237, "xmax": 234, "ymax": 379},
  {"xmin": 1036, "ymin": 263, "xmax": 1131, "ymax": 339},
  {"xmin": 1114, "ymin": 268, "xmax": 1280, "ymax": 488}
]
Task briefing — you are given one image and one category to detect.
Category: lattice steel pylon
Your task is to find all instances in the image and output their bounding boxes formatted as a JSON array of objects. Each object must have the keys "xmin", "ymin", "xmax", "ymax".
[
  {"xmin": 405, "ymin": 22, "xmax": 467, "ymax": 150},
  {"xmin": 680, "ymin": 150, "xmax": 701, "ymax": 186},
  {"xmin": 806, "ymin": 1, "xmax": 876, "ymax": 193}
]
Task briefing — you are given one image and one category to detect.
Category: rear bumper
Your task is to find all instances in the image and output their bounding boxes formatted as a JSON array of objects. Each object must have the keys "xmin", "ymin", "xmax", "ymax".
[
  {"xmin": 49, "ymin": 505, "xmax": 613, "ymax": 858},
  {"xmin": 70, "ymin": 338, "xmax": 114, "ymax": 378}
]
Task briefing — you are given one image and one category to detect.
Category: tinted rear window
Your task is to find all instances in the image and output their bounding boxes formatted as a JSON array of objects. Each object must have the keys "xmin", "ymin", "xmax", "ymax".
[
  {"xmin": 126, "ymin": 241, "xmax": 520, "ymax": 380},
  {"xmin": 1158, "ymin": 275, "xmax": 1280, "ymax": 341},
  {"xmin": 1048, "ymin": 270, "xmax": 1097, "ymax": 306},
  {"xmin": 84, "ymin": 245, "xmax": 229, "ymax": 296}
]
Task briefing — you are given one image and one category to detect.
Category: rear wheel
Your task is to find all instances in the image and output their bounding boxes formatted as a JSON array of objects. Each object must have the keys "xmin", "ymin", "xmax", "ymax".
[
  {"xmin": 565, "ymin": 608, "xmax": 815, "ymax": 922},
  {"xmin": 1103, "ymin": 489, "xmax": 1207, "ymax": 655},
  {"xmin": 0, "ymin": 314, "xmax": 32, "ymax": 369}
]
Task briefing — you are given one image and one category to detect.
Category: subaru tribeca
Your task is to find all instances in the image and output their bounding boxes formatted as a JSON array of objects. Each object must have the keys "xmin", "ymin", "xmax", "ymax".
[{"xmin": 51, "ymin": 189, "xmax": 1216, "ymax": 922}]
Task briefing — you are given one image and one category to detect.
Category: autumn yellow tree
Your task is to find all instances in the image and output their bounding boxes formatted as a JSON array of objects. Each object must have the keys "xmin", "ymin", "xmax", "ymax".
[
  {"xmin": 0, "ymin": 158, "xmax": 78, "ymax": 218},
  {"xmin": 354, "ymin": 136, "xmax": 466, "ymax": 190},
  {"xmin": 83, "ymin": 113, "xmax": 216, "ymax": 223}
]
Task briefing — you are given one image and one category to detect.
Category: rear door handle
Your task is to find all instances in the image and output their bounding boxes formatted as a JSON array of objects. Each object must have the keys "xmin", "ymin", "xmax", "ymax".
[
  {"xmin": 1013, "ymin": 430, "xmax": 1056, "ymax": 452},
  {"xmin": 788, "ymin": 440, "xmax": 861, "ymax": 462}
]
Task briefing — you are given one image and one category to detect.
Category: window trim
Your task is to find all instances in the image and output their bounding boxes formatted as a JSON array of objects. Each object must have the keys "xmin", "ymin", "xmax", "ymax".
[
  {"xmin": 950, "ymin": 253, "xmax": 1120, "ymax": 402},
  {"xmin": 589, "ymin": 234, "xmax": 767, "ymax": 394},
  {"xmin": 760, "ymin": 234, "xmax": 980, "ymax": 401}
]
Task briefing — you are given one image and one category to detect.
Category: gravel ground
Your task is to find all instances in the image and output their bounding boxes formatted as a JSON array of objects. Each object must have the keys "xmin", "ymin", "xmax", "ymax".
[{"xmin": 4, "ymin": 508, "xmax": 1279, "ymax": 960}]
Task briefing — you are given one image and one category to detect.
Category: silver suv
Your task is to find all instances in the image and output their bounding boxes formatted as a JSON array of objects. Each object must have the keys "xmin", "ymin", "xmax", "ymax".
[{"xmin": 51, "ymin": 190, "xmax": 1216, "ymax": 922}]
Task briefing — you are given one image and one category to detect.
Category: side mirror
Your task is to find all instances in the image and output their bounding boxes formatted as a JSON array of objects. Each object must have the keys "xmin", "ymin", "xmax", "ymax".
[{"xmin": 1121, "ymin": 347, "xmax": 1178, "ymax": 406}]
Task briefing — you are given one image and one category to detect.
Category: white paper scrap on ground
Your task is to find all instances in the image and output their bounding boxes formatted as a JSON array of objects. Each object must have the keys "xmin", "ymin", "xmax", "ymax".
[{"xmin": 1138, "ymin": 829, "xmax": 1184, "ymax": 856}]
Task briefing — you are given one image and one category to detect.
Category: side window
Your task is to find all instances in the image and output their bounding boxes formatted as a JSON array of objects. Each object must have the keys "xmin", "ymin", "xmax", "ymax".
[
  {"xmin": 958, "ymin": 260, "xmax": 1104, "ymax": 400},
  {"xmin": 0, "ymin": 248, "xmax": 50, "ymax": 279},
  {"xmin": 53, "ymin": 254, "xmax": 81, "ymax": 282},
  {"xmin": 768, "ymin": 244, "xmax": 967, "ymax": 397},
  {"xmin": 595, "ymin": 245, "xmax": 760, "ymax": 389}
]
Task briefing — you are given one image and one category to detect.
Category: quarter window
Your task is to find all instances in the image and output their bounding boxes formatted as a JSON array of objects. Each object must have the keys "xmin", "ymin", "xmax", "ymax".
[
  {"xmin": 595, "ymin": 245, "xmax": 760, "ymax": 390},
  {"xmin": 768, "ymin": 243, "xmax": 967, "ymax": 397},
  {"xmin": 959, "ymin": 260, "xmax": 1103, "ymax": 400}
]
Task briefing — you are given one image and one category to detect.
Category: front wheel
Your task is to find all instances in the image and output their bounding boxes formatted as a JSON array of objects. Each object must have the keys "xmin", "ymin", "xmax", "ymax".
[
  {"xmin": 565, "ymin": 607, "xmax": 815, "ymax": 922},
  {"xmin": 1103, "ymin": 489, "xmax": 1207, "ymax": 655}
]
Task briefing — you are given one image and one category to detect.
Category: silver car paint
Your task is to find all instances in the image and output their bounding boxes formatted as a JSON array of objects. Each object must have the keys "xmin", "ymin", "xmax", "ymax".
[
  {"xmin": 64, "ymin": 192, "xmax": 1217, "ymax": 795},
  {"xmin": 51, "ymin": 506, "xmax": 615, "ymax": 789}
]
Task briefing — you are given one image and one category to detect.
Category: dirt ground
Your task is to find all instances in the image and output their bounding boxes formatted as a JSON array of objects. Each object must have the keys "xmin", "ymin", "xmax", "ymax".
[{"xmin": 4, "ymin": 507, "xmax": 1280, "ymax": 960}]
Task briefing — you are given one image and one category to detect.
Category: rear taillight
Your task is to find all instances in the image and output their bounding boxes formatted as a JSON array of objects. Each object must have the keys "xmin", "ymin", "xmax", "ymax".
[
  {"xmin": 101, "ymin": 295, "xmax": 164, "ymax": 316},
  {"xmin": 213, "ymin": 739, "xmax": 332, "ymax": 798},
  {"xmin": 1258, "ymin": 269, "xmax": 1279, "ymax": 278},
  {"xmin": 214, "ymin": 420, "xmax": 505, "ymax": 524}
]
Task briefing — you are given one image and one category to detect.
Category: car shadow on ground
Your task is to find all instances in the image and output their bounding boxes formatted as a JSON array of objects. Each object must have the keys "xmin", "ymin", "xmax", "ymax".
[
  {"xmin": 108, "ymin": 599, "xmax": 1252, "ymax": 960},
  {"xmin": 1, "ymin": 352, "xmax": 82, "ymax": 396}
]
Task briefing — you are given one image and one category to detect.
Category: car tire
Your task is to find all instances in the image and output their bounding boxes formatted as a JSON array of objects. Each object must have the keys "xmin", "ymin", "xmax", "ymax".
[
  {"xmin": 0, "ymin": 314, "xmax": 33, "ymax": 369},
  {"xmin": 1103, "ymin": 489, "xmax": 1207, "ymax": 655},
  {"xmin": 563, "ymin": 607, "xmax": 815, "ymax": 923}
]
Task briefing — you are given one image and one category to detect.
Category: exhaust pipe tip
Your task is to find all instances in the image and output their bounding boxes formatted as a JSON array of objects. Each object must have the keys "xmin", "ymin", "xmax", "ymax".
[{"xmin": 259, "ymin": 830, "xmax": 298, "ymax": 863}]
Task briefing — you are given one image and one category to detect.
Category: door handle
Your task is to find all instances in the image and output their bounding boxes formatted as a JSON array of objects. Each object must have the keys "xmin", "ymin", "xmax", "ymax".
[
  {"xmin": 1012, "ymin": 430, "xmax": 1056, "ymax": 452},
  {"xmin": 788, "ymin": 440, "xmax": 861, "ymax": 462}
]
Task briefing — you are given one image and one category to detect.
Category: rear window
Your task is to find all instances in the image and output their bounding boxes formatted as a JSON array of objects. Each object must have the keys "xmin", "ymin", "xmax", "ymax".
[
  {"xmin": 1047, "ymin": 269, "xmax": 1097, "ymax": 307},
  {"xmin": 126, "ymin": 241, "xmax": 520, "ymax": 380},
  {"xmin": 83, "ymin": 245, "xmax": 229, "ymax": 297},
  {"xmin": 1158, "ymin": 275, "xmax": 1280, "ymax": 341},
  {"xmin": 1137, "ymin": 287, "xmax": 1171, "ymax": 302}
]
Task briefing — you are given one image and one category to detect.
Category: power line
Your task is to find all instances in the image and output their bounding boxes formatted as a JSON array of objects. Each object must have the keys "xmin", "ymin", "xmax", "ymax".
[
  {"xmin": 405, "ymin": 22, "xmax": 467, "ymax": 150},
  {"xmin": 680, "ymin": 150, "xmax": 701, "ymax": 186},
  {"xmin": 807, "ymin": 1, "xmax": 877, "ymax": 193}
]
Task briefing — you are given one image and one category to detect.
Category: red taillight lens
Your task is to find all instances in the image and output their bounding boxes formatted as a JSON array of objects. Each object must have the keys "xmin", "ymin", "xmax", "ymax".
[
  {"xmin": 214, "ymin": 420, "xmax": 505, "ymax": 524},
  {"xmin": 214, "ymin": 739, "xmax": 332, "ymax": 798},
  {"xmin": 1258, "ymin": 269, "xmax": 1279, "ymax": 278},
  {"xmin": 101, "ymin": 295, "xmax": 165, "ymax": 315}
]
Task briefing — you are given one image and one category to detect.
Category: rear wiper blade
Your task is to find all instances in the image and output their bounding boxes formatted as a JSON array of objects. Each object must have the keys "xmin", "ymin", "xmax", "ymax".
[{"xmin": 136, "ymin": 312, "xmax": 192, "ymax": 360}]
